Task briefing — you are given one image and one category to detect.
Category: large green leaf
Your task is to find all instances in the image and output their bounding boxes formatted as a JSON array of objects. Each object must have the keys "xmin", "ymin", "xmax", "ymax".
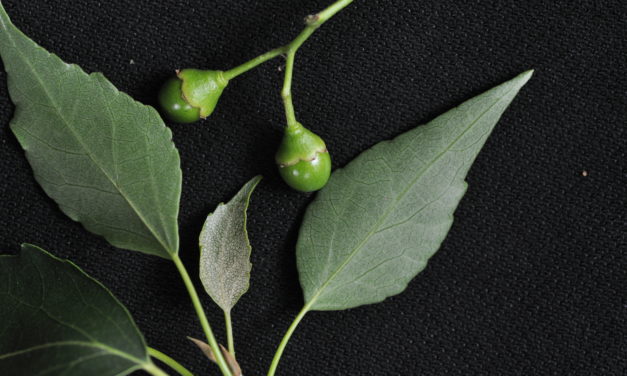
[
  {"xmin": 0, "ymin": 244, "xmax": 155, "ymax": 376},
  {"xmin": 0, "ymin": 4, "xmax": 181, "ymax": 258},
  {"xmin": 199, "ymin": 176, "xmax": 262, "ymax": 313},
  {"xmin": 297, "ymin": 70, "xmax": 533, "ymax": 311}
]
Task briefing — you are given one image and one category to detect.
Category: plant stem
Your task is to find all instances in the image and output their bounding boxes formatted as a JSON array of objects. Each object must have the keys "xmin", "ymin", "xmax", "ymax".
[
  {"xmin": 148, "ymin": 347, "xmax": 195, "ymax": 376},
  {"xmin": 223, "ymin": 47, "xmax": 286, "ymax": 80},
  {"xmin": 222, "ymin": 0, "xmax": 355, "ymax": 117},
  {"xmin": 224, "ymin": 311, "xmax": 235, "ymax": 357},
  {"xmin": 172, "ymin": 254, "xmax": 233, "ymax": 376},
  {"xmin": 314, "ymin": 0, "xmax": 355, "ymax": 25},
  {"xmin": 279, "ymin": 0, "xmax": 354, "ymax": 127},
  {"xmin": 143, "ymin": 363, "xmax": 170, "ymax": 376},
  {"xmin": 267, "ymin": 305, "xmax": 310, "ymax": 376}
]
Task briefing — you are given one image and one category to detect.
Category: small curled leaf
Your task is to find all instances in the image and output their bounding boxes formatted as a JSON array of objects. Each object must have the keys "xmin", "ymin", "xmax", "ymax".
[
  {"xmin": 188, "ymin": 338, "xmax": 242, "ymax": 376},
  {"xmin": 199, "ymin": 176, "xmax": 262, "ymax": 313}
]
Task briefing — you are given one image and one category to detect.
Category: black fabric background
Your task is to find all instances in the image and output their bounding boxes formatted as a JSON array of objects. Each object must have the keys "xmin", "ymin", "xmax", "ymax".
[{"xmin": 0, "ymin": 1, "xmax": 625, "ymax": 375}]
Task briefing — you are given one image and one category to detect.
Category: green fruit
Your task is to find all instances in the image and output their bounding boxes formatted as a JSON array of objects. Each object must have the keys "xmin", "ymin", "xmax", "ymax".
[
  {"xmin": 276, "ymin": 123, "xmax": 331, "ymax": 192},
  {"xmin": 158, "ymin": 77, "xmax": 201, "ymax": 123},
  {"xmin": 158, "ymin": 69, "xmax": 229, "ymax": 123},
  {"xmin": 178, "ymin": 69, "xmax": 228, "ymax": 118},
  {"xmin": 279, "ymin": 151, "xmax": 331, "ymax": 192}
]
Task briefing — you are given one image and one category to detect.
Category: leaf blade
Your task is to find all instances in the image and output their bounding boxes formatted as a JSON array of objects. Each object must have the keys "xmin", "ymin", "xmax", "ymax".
[
  {"xmin": 0, "ymin": 244, "xmax": 152, "ymax": 376},
  {"xmin": 297, "ymin": 71, "xmax": 533, "ymax": 311},
  {"xmin": 0, "ymin": 4, "xmax": 181, "ymax": 258},
  {"xmin": 199, "ymin": 176, "xmax": 262, "ymax": 312}
]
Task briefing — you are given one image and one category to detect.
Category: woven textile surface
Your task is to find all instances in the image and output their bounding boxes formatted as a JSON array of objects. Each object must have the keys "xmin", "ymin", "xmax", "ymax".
[{"xmin": 0, "ymin": 1, "xmax": 624, "ymax": 375}]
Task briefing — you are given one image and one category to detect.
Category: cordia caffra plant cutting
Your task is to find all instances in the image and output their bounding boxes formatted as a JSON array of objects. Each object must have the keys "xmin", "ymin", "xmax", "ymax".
[{"xmin": 0, "ymin": 1, "xmax": 533, "ymax": 375}]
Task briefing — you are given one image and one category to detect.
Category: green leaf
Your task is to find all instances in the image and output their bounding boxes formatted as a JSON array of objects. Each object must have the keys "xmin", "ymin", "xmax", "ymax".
[
  {"xmin": 199, "ymin": 176, "xmax": 262, "ymax": 313},
  {"xmin": 297, "ymin": 71, "xmax": 533, "ymax": 311},
  {"xmin": 0, "ymin": 4, "xmax": 181, "ymax": 259},
  {"xmin": 0, "ymin": 244, "xmax": 154, "ymax": 376}
]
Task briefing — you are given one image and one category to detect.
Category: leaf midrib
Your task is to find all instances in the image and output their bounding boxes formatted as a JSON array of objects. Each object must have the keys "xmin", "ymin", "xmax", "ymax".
[
  {"xmin": 0, "ymin": 340, "xmax": 148, "ymax": 367},
  {"xmin": 4, "ymin": 28, "xmax": 174, "ymax": 256},
  {"xmin": 306, "ymin": 88, "xmax": 515, "ymax": 308}
]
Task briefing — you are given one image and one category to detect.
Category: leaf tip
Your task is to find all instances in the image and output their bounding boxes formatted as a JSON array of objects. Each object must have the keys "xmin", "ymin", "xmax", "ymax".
[
  {"xmin": 20, "ymin": 243, "xmax": 41, "ymax": 253},
  {"xmin": 519, "ymin": 69, "xmax": 534, "ymax": 83},
  {"xmin": 188, "ymin": 336, "xmax": 216, "ymax": 362},
  {"xmin": 250, "ymin": 174, "xmax": 263, "ymax": 187}
]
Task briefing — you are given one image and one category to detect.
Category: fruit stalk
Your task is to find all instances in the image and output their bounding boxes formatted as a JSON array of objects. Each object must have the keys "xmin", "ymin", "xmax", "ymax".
[{"xmin": 269, "ymin": 0, "xmax": 354, "ymax": 371}]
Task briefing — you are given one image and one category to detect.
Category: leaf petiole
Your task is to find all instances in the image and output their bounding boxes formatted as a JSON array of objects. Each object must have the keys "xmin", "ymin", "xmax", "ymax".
[
  {"xmin": 172, "ymin": 254, "xmax": 233, "ymax": 376},
  {"xmin": 224, "ymin": 311, "xmax": 236, "ymax": 357},
  {"xmin": 143, "ymin": 363, "xmax": 170, "ymax": 376},
  {"xmin": 266, "ymin": 304, "xmax": 311, "ymax": 376},
  {"xmin": 148, "ymin": 347, "xmax": 195, "ymax": 376}
]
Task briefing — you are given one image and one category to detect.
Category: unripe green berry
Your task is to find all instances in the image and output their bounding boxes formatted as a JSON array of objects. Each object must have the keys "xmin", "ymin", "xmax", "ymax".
[
  {"xmin": 158, "ymin": 69, "xmax": 229, "ymax": 123},
  {"xmin": 158, "ymin": 77, "xmax": 201, "ymax": 123},
  {"xmin": 178, "ymin": 69, "xmax": 228, "ymax": 118},
  {"xmin": 276, "ymin": 123, "xmax": 331, "ymax": 192},
  {"xmin": 279, "ymin": 152, "xmax": 331, "ymax": 192}
]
